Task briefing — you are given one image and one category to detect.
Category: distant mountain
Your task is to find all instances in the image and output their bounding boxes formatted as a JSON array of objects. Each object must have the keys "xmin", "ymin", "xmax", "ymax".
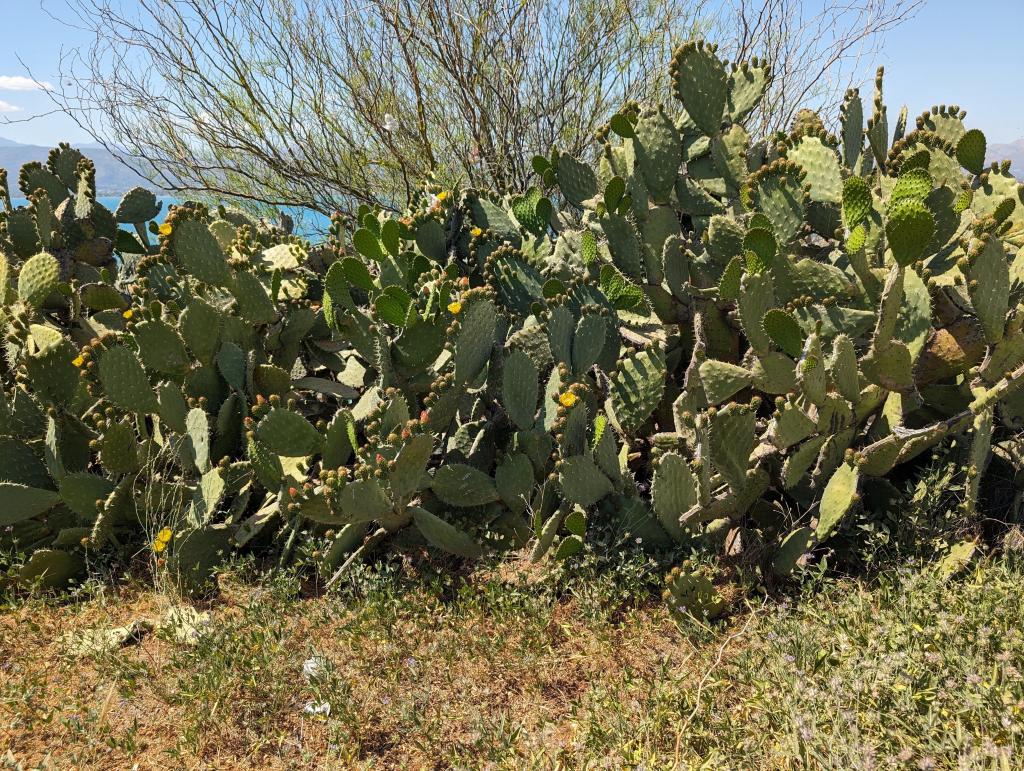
[
  {"xmin": 0, "ymin": 137, "xmax": 157, "ymax": 195},
  {"xmin": 989, "ymin": 139, "xmax": 1024, "ymax": 179}
]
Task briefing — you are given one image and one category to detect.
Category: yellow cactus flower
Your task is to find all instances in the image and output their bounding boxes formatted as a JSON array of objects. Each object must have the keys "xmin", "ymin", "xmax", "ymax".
[
  {"xmin": 122, "ymin": 309, "xmax": 134, "ymax": 320},
  {"xmin": 436, "ymin": 191, "xmax": 449, "ymax": 202},
  {"xmin": 72, "ymin": 355, "xmax": 84, "ymax": 368},
  {"xmin": 153, "ymin": 539, "xmax": 168, "ymax": 554},
  {"xmin": 158, "ymin": 222, "xmax": 173, "ymax": 236},
  {"xmin": 470, "ymin": 227, "xmax": 483, "ymax": 237},
  {"xmin": 559, "ymin": 391, "xmax": 578, "ymax": 408},
  {"xmin": 448, "ymin": 301, "xmax": 462, "ymax": 315},
  {"xmin": 156, "ymin": 527, "xmax": 173, "ymax": 543}
]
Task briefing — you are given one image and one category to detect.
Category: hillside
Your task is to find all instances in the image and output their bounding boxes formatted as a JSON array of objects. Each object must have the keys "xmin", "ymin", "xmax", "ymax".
[
  {"xmin": 0, "ymin": 137, "xmax": 155, "ymax": 195},
  {"xmin": 990, "ymin": 139, "xmax": 1024, "ymax": 178}
]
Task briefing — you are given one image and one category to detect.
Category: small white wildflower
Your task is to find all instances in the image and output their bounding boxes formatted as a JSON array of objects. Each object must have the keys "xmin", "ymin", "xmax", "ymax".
[
  {"xmin": 302, "ymin": 656, "xmax": 326, "ymax": 681},
  {"xmin": 383, "ymin": 113, "xmax": 396, "ymax": 132},
  {"xmin": 303, "ymin": 700, "xmax": 331, "ymax": 718}
]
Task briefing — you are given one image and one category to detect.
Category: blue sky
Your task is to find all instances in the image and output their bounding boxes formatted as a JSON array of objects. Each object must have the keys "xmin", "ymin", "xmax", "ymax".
[{"xmin": 1, "ymin": 0, "xmax": 1023, "ymax": 146}]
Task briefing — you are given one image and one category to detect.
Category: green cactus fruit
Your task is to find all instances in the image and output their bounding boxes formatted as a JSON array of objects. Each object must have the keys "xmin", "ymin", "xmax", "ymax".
[
  {"xmin": 815, "ymin": 461, "xmax": 860, "ymax": 541},
  {"xmin": 698, "ymin": 359, "xmax": 754, "ymax": 405},
  {"xmin": 559, "ymin": 454, "xmax": 613, "ymax": 507},
  {"xmin": 670, "ymin": 41, "xmax": 727, "ymax": 136},
  {"xmin": 707, "ymin": 403, "xmax": 755, "ymax": 492},
  {"xmin": 956, "ymin": 129, "xmax": 986, "ymax": 175},
  {"xmin": 255, "ymin": 408, "xmax": 321, "ymax": 457},
  {"xmin": 432, "ymin": 463, "xmax": 499, "ymax": 507},
  {"xmin": 503, "ymin": 349, "xmax": 539, "ymax": 431},
  {"xmin": 411, "ymin": 506, "xmax": 484, "ymax": 559},
  {"xmin": 0, "ymin": 482, "xmax": 60, "ymax": 526},
  {"xmin": 608, "ymin": 347, "xmax": 666, "ymax": 435},
  {"xmin": 171, "ymin": 218, "xmax": 231, "ymax": 286},
  {"xmin": 557, "ymin": 153, "xmax": 598, "ymax": 208},
  {"xmin": 651, "ymin": 452, "xmax": 697, "ymax": 541},
  {"xmin": 886, "ymin": 197, "xmax": 934, "ymax": 266},
  {"xmin": 115, "ymin": 187, "xmax": 161, "ymax": 223},
  {"xmin": 495, "ymin": 452, "xmax": 534, "ymax": 516},
  {"xmin": 17, "ymin": 251, "xmax": 59, "ymax": 308},
  {"xmin": 98, "ymin": 345, "xmax": 159, "ymax": 413}
]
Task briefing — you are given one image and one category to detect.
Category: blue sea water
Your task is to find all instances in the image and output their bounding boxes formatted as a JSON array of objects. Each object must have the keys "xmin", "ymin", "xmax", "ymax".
[{"xmin": 10, "ymin": 196, "xmax": 331, "ymax": 241}]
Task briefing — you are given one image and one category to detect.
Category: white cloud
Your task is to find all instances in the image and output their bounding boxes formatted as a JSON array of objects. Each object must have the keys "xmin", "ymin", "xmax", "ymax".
[
  {"xmin": 0, "ymin": 100, "xmax": 23, "ymax": 113},
  {"xmin": 0, "ymin": 76, "xmax": 53, "ymax": 91}
]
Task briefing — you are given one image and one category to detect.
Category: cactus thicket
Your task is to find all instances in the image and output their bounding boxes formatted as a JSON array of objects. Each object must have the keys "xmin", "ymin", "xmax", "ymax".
[{"xmin": 2, "ymin": 42, "xmax": 1023, "ymax": 613}]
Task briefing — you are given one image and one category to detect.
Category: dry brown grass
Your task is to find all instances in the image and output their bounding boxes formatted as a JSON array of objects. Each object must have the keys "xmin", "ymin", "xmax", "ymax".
[{"xmin": 0, "ymin": 558, "xmax": 716, "ymax": 770}]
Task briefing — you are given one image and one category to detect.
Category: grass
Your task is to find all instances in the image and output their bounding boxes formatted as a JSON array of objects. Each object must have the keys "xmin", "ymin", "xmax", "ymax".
[{"xmin": 2, "ymin": 545, "xmax": 1023, "ymax": 769}]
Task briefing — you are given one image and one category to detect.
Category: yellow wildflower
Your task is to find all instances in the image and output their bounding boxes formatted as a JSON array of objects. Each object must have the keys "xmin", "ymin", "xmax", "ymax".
[
  {"xmin": 72, "ymin": 355, "xmax": 84, "ymax": 368},
  {"xmin": 436, "ymin": 191, "xmax": 449, "ymax": 202},
  {"xmin": 448, "ymin": 301, "xmax": 462, "ymax": 315},
  {"xmin": 559, "ymin": 392, "xmax": 578, "ymax": 408},
  {"xmin": 470, "ymin": 227, "xmax": 483, "ymax": 237},
  {"xmin": 158, "ymin": 222, "xmax": 173, "ymax": 236},
  {"xmin": 122, "ymin": 309, "xmax": 134, "ymax": 320},
  {"xmin": 153, "ymin": 527, "xmax": 173, "ymax": 552}
]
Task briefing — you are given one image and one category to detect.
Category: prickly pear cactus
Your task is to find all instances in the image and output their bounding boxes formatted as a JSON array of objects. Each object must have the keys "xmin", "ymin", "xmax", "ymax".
[{"xmin": 3, "ymin": 36, "xmax": 1023, "ymax": 611}]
